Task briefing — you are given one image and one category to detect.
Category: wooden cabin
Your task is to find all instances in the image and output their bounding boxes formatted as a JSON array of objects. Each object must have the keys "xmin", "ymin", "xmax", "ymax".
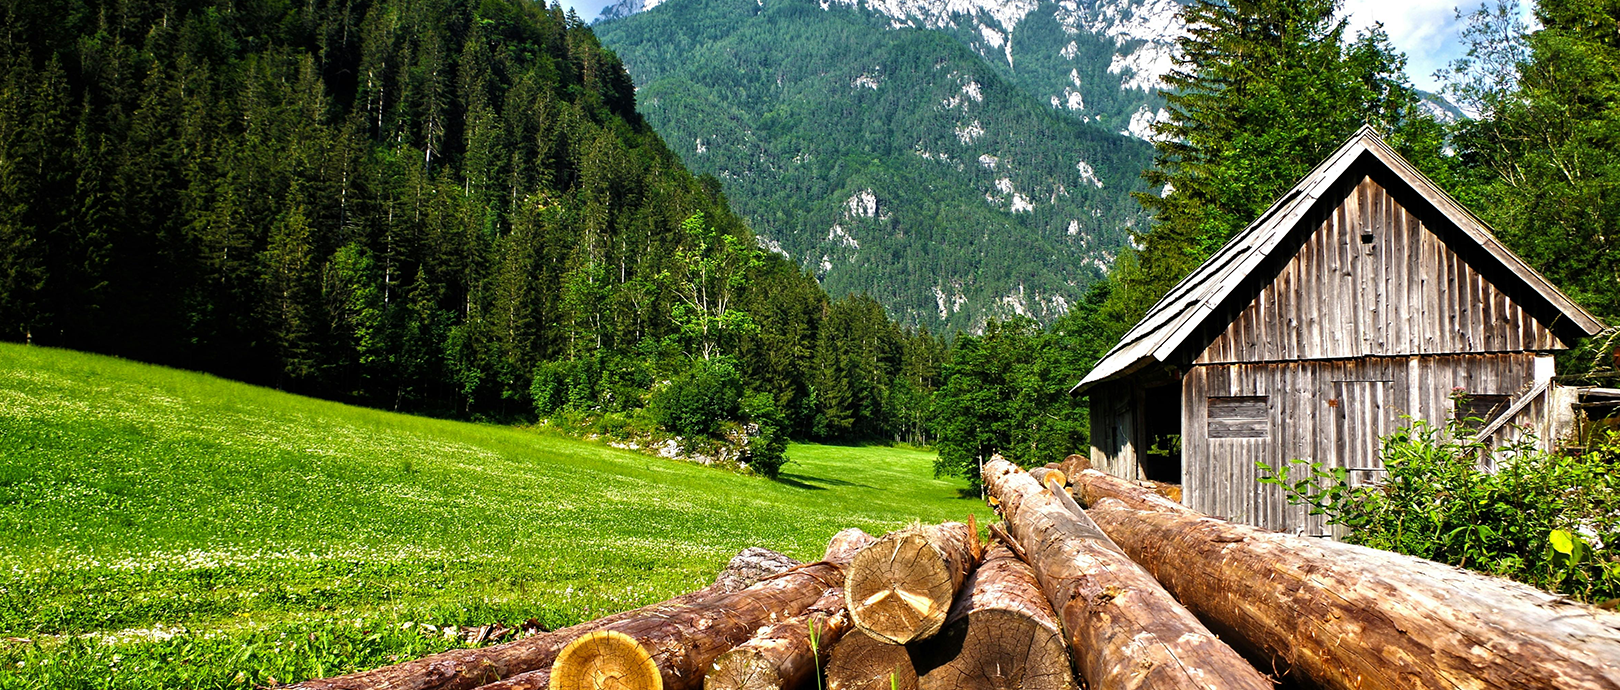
[{"xmin": 1073, "ymin": 126, "xmax": 1607, "ymax": 536}]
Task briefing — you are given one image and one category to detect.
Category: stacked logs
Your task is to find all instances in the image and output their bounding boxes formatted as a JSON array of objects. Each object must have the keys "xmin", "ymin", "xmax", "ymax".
[{"xmin": 293, "ymin": 459, "xmax": 1620, "ymax": 690}]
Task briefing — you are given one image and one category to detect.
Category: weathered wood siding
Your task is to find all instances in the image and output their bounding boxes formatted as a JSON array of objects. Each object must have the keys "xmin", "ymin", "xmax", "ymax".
[
  {"xmin": 1088, "ymin": 382, "xmax": 1142, "ymax": 480},
  {"xmin": 1182, "ymin": 354, "xmax": 1538, "ymax": 534},
  {"xmin": 1195, "ymin": 175, "xmax": 1562, "ymax": 366}
]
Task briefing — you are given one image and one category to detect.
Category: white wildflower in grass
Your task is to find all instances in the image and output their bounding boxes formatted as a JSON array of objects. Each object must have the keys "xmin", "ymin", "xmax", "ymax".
[{"xmin": 0, "ymin": 344, "xmax": 987, "ymax": 689}]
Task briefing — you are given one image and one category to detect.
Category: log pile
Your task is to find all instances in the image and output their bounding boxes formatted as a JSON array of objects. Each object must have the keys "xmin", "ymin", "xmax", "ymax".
[{"xmin": 293, "ymin": 460, "xmax": 1620, "ymax": 690}]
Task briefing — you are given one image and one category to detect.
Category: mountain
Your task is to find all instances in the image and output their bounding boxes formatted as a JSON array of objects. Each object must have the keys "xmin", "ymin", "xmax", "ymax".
[
  {"xmin": 598, "ymin": 0, "xmax": 1187, "ymax": 140},
  {"xmin": 595, "ymin": 0, "xmax": 1157, "ymax": 331}
]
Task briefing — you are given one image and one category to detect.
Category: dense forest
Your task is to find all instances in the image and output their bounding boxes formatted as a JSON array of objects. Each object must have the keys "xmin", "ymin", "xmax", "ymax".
[
  {"xmin": 594, "ymin": 0, "xmax": 1156, "ymax": 333},
  {"xmin": 0, "ymin": 0, "xmax": 1616, "ymax": 486},
  {"xmin": 0, "ymin": 0, "xmax": 955, "ymax": 475}
]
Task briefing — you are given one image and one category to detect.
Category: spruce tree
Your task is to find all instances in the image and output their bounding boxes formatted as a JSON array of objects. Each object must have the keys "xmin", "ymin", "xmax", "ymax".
[{"xmin": 1126, "ymin": 0, "xmax": 1440, "ymax": 324}]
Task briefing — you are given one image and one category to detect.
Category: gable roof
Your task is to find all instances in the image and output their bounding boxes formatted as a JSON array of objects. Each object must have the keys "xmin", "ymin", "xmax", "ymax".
[{"xmin": 1073, "ymin": 126, "xmax": 1606, "ymax": 395}]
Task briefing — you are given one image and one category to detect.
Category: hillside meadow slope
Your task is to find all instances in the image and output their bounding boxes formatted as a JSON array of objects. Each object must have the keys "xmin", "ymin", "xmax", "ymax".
[{"xmin": 0, "ymin": 344, "xmax": 984, "ymax": 688}]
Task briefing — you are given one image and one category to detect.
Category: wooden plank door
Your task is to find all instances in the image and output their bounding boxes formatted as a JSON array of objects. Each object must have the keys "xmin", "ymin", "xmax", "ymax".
[{"xmin": 1333, "ymin": 380, "xmax": 1395, "ymax": 488}]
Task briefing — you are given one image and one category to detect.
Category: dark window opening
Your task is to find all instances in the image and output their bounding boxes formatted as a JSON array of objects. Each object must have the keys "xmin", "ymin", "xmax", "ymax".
[
  {"xmin": 1456, "ymin": 394, "xmax": 1511, "ymax": 429},
  {"xmin": 1209, "ymin": 395, "xmax": 1269, "ymax": 439},
  {"xmin": 1141, "ymin": 385, "xmax": 1181, "ymax": 484}
]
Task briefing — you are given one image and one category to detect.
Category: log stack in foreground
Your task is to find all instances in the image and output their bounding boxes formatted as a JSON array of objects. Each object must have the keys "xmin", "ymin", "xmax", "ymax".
[
  {"xmin": 290, "ymin": 549, "xmax": 801, "ymax": 690},
  {"xmin": 824, "ymin": 630, "xmax": 921, "ymax": 690},
  {"xmin": 1083, "ymin": 496, "xmax": 1620, "ymax": 690},
  {"xmin": 544, "ymin": 528, "xmax": 876, "ymax": 690},
  {"xmin": 916, "ymin": 543, "xmax": 1071, "ymax": 690},
  {"xmin": 704, "ymin": 587, "xmax": 851, "ymax": 690},
  {"xmin": 982, "ymin": 458, "xmax": 1272, "ymax": 690},
  {"xmin": 843, "ymin": 522, "xmax": 978, "ymax": 644}
]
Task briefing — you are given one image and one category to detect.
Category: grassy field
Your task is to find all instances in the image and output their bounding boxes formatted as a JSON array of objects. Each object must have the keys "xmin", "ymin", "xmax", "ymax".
[{"xmin": 0, "ymin": 344, "xmax": 986, "ymax": 689}]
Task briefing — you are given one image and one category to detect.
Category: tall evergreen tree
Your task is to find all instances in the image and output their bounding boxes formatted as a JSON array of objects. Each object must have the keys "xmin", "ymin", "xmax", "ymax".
[
  {"xmin": 1121, "ymin": 0, "xmax": 1444, "ymax": 325},
  {"xmin": 1446, "ymin": 0, "xmax": 1620, "ymax": 332}
]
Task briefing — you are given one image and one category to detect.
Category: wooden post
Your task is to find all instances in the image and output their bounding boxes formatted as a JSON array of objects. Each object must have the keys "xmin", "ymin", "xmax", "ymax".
[
  {"xmin": 1085, "ymin": 498, "xmax": 1620, "ymax": 690},
  {"xmin": 845, "ymin": 522, "xmax": 978, "ymax": 644},
  {"xmin": 982, "ymin": 458, "xmax": 1272, "ymax": 690}
]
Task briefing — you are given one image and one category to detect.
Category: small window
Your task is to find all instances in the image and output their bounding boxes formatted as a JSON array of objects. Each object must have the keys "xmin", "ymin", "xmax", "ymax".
[
  {"xmin": 1455, "ymin": 394, "xmax": 1511, "ymax": 429},
  {"xmin": 1208, "ymin": 396, "xmax": 1268, "ymax": 439}
]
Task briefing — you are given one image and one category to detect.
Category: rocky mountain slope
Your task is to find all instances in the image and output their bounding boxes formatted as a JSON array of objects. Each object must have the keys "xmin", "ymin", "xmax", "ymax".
[
  {"xmin": 595, "ymin": 0, "xmax": 1156, "ymax": 331},
  {"xmin": 600, "ymin": 0, "xmax": 1186, "ymax": 140}
]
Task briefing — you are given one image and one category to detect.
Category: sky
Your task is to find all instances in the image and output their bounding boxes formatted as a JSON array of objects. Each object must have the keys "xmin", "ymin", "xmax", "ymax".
[
  {"xmin": 1342, "ymin": 0, "xmax": 1486, "ymax": 93},
  {"xmin": 557, "ymin": 0, "xmax": 1502, "ymax": 93},
  {"xmin": 561, "ymin": 0, "xmax": 619, "ymax": 22}
]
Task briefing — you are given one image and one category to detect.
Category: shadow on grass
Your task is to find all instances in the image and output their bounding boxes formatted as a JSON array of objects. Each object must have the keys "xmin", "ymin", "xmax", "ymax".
[{"xmin": 775, "ymin": 473, "xmax": 872, "ymax": 491}]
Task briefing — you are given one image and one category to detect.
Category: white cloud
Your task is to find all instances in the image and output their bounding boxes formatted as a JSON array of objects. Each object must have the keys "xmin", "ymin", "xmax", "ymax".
[{"xmin": 1341, "ymin": 0, "xmax": 1478, "ymax": 92}]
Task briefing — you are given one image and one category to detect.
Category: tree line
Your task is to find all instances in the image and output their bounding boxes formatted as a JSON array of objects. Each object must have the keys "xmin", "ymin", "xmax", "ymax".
[
  {"xmin": 1, "ymin": 0, "xmax": 1615, "ymax": 485},
  {"xmin": 0, "ymin": 0, "xmax": 952, "ymax": 471}
]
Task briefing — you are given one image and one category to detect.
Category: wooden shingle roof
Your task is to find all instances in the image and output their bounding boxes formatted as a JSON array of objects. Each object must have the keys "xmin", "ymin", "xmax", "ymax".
[{"xmin": 1073, "ymin": 126, "xmax": 1606, "ymax": 395}]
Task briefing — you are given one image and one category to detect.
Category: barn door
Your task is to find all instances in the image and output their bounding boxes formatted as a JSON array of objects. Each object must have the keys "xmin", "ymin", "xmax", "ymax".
[{"xmin": 1333, "ymin": 380, "xmax": 1395, "ymax": 488}]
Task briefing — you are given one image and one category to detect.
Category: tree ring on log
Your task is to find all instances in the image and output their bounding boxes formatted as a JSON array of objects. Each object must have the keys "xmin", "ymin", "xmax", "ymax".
[
  {"xmin": 704, "ymin": 647, "xmax": 775, "ymax": 690},
  {"xmin": 845, "ymin": 530, "xmax": 959, "ymax": 643},
  {"xmin": 920, "ymin": 609, "xmax": 1071, "ymax": 690},
  {"xmin": 551, "ymin": 629, "xmax": 661, "ymax": 690},
  {"xmin": 826, "ymin": 630, "xmax": 920, "ymax": 690}
]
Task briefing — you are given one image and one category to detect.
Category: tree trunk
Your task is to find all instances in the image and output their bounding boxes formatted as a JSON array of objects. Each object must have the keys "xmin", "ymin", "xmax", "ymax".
[
  {"xmin": 845, "ymin": 522, "xmax": 978, "ymax": 644},
  {"xmin": 547, "ymin": 529, "xmax": 876, "ymax": 690},
  {"xmin": 825, "ymin": 630, "xmax": 919, "ymax": 690},
  {"xmin": 290, "ymin": 549, "xmax": 801, "ymax": 690},
  {"xmin": 982, "ymin": 458, "xmax": 1272, "ymax": 690},
  {"xmin": 916, "ymin": 543, "xmax": 1072, "ymax": 690},
  {"xmin": 1069, "ymin": 468, "xmax": 1193, "ymax": 515},
  {"xmin": 1085, "ymin": 498, "xmax": 1620, "ymax": 690},
  {"xmin": 704, "ymin": 588, "xmax": 850, "ymax": 690}
]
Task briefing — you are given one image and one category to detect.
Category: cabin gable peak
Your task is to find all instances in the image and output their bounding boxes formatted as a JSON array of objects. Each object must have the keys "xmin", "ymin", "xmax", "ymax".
[{"xmin": 1075, "ymin": 127, "xmax": 1605, "ymax": 394}]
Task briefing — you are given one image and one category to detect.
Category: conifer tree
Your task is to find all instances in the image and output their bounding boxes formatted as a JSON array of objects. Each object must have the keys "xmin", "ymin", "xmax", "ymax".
[
  {"xmin": 1446, "ymin": 0, "xmax": 1620, "ymax": 326},
  {"xmin": 1126, "ymin": 0, "xmax": 1440, "ymax": 323}
]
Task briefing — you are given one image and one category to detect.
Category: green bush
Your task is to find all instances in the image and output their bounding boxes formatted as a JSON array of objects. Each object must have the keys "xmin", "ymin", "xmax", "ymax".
[
  {"xmin": 649, "ymin": 360, "xmax": 744, "ymax": 439},
  {"xmin": 1262, "ymin": 422, "xmax": 1620, "ymax": 603},
  {"xmin": 531, "ymin": 354, "xmax": 654, "ymax": 416},
  {"xmin": 741, "ymin": 392, "xmax": 789, "ymax": 478}
]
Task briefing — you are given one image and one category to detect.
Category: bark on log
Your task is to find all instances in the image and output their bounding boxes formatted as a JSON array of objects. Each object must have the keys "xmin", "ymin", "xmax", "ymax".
[
  {"xmin": 703, "ymin": 588, "xmax": 849, "ymax": 690},
  {"xmin": 845, "ymin": 522, "xmax": 978, "ymax": 644},
  {"xmin": 982, "ymin": 459, "xmax": 1272, "ymax": 690},
  {"xmin": 1086, "ymin": 498, "xmax": 1620, "ymax": 690},
  {"xmin": 1027, "ymin": 467, "xmax": 1066, "ymax": 490},
  {"xmin": 1057, "ymin": 454, "xmax": 1090, "ymax": 477},
  {"xmin": 1069, "ymin": 468, "xmax": 1194, "ymax": 515},
  {"xmin": 290, "ymin": 549, "xmax": 800, "ymax": 690},
  {"xmin": 547, "ymin": 529, "xmax": 876, "ymax": 690},
  {"xmin": 825, "ymin": 629, "xmax": 919, "ymax": 690},
  {"xmin": 916, "ymin": 543, "xmax": 1072, "ymax": 690}
]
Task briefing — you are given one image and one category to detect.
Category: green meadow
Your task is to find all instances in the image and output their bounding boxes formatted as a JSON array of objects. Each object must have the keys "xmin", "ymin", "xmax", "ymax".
[{"xmin": 0, "ymin": 343, "xmax": 985, "ymax": 688}]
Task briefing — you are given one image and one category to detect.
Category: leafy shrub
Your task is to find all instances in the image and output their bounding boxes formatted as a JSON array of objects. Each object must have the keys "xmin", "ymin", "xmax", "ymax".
[
  {"xmin": 741, "ymin": 392, "xmax": 789, "ymax": 478},
  {"xmin": 531, "ymin": 354, "xmax": 653, "ymax": 416},
  {"xmin": 649, "ymin": 360, "xmax": 743, "ymax": 439},
  {"xmin": 1261, "ymin": 422, "xmax": 1620, "ymax": 602}
]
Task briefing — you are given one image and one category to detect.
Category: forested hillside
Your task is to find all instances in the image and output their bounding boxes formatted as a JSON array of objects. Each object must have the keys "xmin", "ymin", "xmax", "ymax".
[
  {"xmin": 597, "ymin": 0, "xmax": 1187, "ymax": 139},
  {"xmin": 595, "ymin": 0, "xmax": 1156, "ymax": 332},
  {"xmin": 0, "ymin": 0, "xmax": 948, "ymax": 449}
]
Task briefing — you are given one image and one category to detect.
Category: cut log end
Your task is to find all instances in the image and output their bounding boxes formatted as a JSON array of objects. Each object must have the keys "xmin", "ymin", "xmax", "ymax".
[
  {"xmin": 922, "ymin": 609, "xmax": 1073, "ymax": 690},
  {"xmin": 704, "ymin": 649, "xmax": 780, "ymax": 690},
  {"xmin": 550, "ymin": 630, "xmax": 661, "ymax": 690},
  {"xmin": 846, "ymin": 532, "xmax": 956, "ymax": 644},
  {"xmin": 826, "ymin": 630, "xmax": 920, "ymax": 690}
]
